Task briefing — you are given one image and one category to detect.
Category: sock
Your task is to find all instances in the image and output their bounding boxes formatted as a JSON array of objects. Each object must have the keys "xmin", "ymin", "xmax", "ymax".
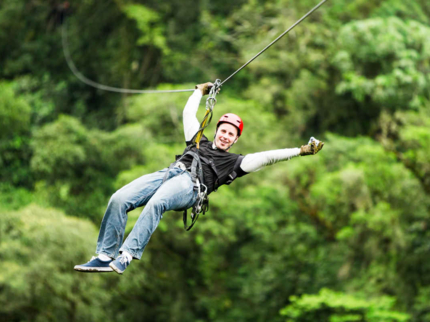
[
  {"xmin": 123, "ymin": 251, "xmax": 133, "ymax": 263},
  {"xmin": 98, "ymin": 254, "xmax": 112, "ymax": 262}
]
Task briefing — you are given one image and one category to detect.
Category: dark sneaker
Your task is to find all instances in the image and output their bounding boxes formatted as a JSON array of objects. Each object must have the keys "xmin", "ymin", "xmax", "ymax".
[
  {"xmin": 109, "ymin": 254, "xmax": 131, "ymax": 275},
  {"xmin": 74, "ymin": 256, "xmax": 113, "ymax": 273}
]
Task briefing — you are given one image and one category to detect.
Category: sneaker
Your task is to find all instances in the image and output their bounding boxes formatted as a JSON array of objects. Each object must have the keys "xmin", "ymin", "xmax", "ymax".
[
  {"xmin": 74, "ymin": 256, "xmax": 113, "ymax": 273},
  {"xmin": 109, "ymin": 254, "xmax": 131, "ymax": 275}
]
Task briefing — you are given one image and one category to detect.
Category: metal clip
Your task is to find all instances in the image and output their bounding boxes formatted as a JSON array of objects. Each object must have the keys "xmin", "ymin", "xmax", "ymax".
[
  {"xmin": 205, "ymin": 79, "xmax": 221, "ymax": 112},
  {"xmin": 192, "ymin": 182, "xmax": 208, "ymax": 216}
]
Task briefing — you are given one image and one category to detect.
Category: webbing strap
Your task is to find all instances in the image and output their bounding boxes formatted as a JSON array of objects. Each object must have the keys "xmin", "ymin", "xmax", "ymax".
[
  {"xmin": 187, "ymin": 151, "xmax": 204, "ymax": 188},
  {"xmin": 175, "ymin": 149, "xmax": 204, "ymax": 187},
  {"xmin": 199, "ymin": 155, "xmax": 220, "ymax": 191},
  {"xmin": 192, "ymin": 79, "xmax": 221, "ymax": 149},
  {"xmin": 162, "ymin": 162, "xmax": 176, "ymax": 184},
  {"xmin": 162, "ymin": 148, "xmax": 206, "ymax": 231},
  {"xmin": 183, "ymin": 210, "xmax": 199, "ymax": 231},
  {"xmin": 219, "ymin": 155, "xmax": 245, "ymax": 186},
  {"xmin": 193, "ymin": 109, "xmax": 212, "ymax": 149}
]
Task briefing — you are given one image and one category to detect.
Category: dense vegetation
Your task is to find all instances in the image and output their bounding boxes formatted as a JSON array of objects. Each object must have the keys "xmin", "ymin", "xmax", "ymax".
[{"xmin": 1, "ymin": 0, "xmax": 429, "ymax": 321}]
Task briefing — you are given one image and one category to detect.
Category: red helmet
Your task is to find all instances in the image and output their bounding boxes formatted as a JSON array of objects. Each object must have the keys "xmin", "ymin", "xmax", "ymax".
[{"xmin": 216, "ymin": 113, "xmax": 244, "ymax": 136}]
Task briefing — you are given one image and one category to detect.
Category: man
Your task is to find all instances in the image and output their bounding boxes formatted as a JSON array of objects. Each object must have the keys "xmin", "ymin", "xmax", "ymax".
[{"xmin": 74, "ymin": 82, "xmax": 324, "ymax": 275}]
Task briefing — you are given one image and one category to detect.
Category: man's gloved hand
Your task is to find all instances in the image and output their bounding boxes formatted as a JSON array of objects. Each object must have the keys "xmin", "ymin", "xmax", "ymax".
[
  {"xmin": 300, "ymin": 137, "xmax": 324, "ymax": 156},
  {"xmin": 195, "ymin": 82, "xmax": 213, "ymax": 96}
]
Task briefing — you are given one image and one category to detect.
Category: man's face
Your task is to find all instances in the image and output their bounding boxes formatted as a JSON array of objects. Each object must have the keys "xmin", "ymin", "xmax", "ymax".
[{"xmin": 215, "ymin": 123, "xmax": 239, "ymax": 151}]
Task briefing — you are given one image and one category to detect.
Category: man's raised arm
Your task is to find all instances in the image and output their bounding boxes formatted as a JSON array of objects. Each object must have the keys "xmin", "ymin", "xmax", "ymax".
[
  {"xmin": 183, "ymin": 82, "xmax": 214, "ymax": 142},
  {"xmin": 183, "ymin": 89, "xmax": 202, "ymax": 141}
]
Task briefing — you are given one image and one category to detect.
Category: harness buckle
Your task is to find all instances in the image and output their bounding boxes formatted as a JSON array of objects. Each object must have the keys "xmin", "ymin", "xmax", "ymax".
[{"xmin": 174, "ymin": 161, "xmax": 187, "ymax": 171}]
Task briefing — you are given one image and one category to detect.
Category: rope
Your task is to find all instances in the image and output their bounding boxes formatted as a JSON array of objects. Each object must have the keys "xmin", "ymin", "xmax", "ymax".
[
  {"xmin": 61, "ymin": 21, "xmax": 194, "ymax": 94},
  {"xmin": 220, "ymin": 0, "xmax": 327, "ymax": 86}
]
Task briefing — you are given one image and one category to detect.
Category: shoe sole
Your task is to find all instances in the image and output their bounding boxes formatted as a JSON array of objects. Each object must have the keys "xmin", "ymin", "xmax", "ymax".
[
  {"xmin": 109, "ymin": 262, "xmax": 124, "ymax": 275},
  {"xmin": 74, "ymin": 266, "xmax": 113, "ymax": 273}
]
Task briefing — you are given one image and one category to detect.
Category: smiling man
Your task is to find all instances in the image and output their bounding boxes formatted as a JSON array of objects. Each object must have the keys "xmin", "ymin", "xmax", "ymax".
[
  {"xmin": 74, "ymin": 82, "xmax": 324, "ymax": 275},
  {"xmin": 215, "ymin": 116, "xmax": 240, "ymax": 151}
]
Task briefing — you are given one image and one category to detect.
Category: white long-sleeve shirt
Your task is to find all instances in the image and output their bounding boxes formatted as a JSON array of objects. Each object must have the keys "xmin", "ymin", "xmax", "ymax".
[{"xmin": 183, "ymin": 90, "xmax": 300, "ymax": 173}]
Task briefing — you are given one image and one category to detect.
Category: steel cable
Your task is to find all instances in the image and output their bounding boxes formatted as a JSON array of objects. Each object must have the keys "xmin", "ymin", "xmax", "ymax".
[
  {"xmin": 220, "ymin": 0, "xmax": 327, "ymax": 86},
  {"xmin": 62, "ymin": 0, "xmax": 327, "ymax": 94},
  {"xmin": 61, "ymin": 21, "xmax": 194, "ymax": 94}
]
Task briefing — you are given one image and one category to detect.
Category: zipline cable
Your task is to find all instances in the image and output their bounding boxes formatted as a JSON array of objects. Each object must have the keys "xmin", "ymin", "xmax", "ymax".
[
  {"xmin": 220, "ymin": 0, "xmax": 327, "ymax": 86},
  {"xmin": 61, "ymin": 21, "xmax": 194, "ymax": 94},
  {"xmin": 62, "ymin": 0, "xmax": 326, "ymax": 94},
  {"xmin": 188, "ymin": 0, "xmax": 327, "ymax": 147}
]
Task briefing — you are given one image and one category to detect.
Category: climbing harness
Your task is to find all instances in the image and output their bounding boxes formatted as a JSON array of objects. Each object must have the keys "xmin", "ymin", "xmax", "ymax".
[{"xmin": 164, "ymin": 143, "xmax": 245, "ymax": 230}]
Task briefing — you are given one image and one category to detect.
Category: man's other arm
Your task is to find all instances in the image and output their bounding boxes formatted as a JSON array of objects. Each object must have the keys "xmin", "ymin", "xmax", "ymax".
[
  {"xmin": 240, "ymin": 138, "xmax": 324, "ymax": 173},
  {"xmin": 240, "ymin": 148, "xmax": 301, "ymax": 173}
]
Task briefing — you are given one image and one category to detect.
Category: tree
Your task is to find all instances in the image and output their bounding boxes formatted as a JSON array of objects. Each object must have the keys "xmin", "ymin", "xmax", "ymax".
[{"xmin": 0, "ymin": 204, "xmax": 112, "ymax": 321}]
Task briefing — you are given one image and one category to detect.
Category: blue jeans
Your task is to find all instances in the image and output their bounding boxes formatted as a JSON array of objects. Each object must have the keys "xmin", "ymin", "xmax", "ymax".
[{"xmin": 96, "ymin": 167, "xmax": 197, "ymax": 260}]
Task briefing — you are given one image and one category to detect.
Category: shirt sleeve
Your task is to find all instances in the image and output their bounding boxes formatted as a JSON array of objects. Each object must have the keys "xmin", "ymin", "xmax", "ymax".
[
  {"xmin": 240, "ymin": 148, "xmax": 301, "ymax": 173},
  {"xmin": 183, "ymin": 89, "xmax": 203, "ymax": 141}
]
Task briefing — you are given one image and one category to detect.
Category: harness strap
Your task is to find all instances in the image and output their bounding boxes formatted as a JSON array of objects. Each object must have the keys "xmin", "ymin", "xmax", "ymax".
[
  {"xmin": 219, "ymin": 155, "xmax": 245, "ymax": 186},
  {"xmin": 179, "ymin": 149, "xmax": 208, "ymax": 230},
  {"xmin": 163, "ymin": 149, "xmax": 204, "ymax": 188},
  {"xmin": 162, "ymin": 146, "xmax": 208, "ymax": 231},
  {"xmin": 176, "ymin": 144, "xmax": 221, "ymax": 192},
  {"xmin": 192, "ymin": 79, "xmax": 221, "ymax": 149},
  {"xmin": 162, "ymin": 162, "xmax": 177, "ymax": 184},
  {"xmin": 199, "ymin": 155, "xmax": 220, "ymax": 191},
  {"xmin": 186, "ymin": 151, "xmax": 204, "ymax": 189}
]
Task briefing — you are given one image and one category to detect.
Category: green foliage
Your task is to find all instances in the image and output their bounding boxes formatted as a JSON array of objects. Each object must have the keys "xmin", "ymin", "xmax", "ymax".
[
  {"xmin": 124, "ymin": 84, "xmax": 192, "ymax": 142},
  {"xmin": 414, "ymin": 287, "xmax": 430, "ymax": 322},
  {"xmin": 280, "ymin": 288, "xmax": 410, "ymax": 322},
  {"xmin": 0, "ymin": 81, "xmax": 32, "ymax": 186},
  {"xmin": 0, "ymin": 81, "xmax": 30, "ymax": 138},
  {"xmin": 122, "ymin": 4, "xmax": 169, "ymax": 54},
  {"xmin": 0, "ymin": 184, "xmax": 35, "ymax": 211},
  {"xmin": 0, "ymin": 0, "xmax": 429, "ymax": 320},
  {"xmin": 334, "ymin": 17, "xmax": 430, "ymax": 109},
  {"xmin": 286, "ymin": 134, "xmax": 429, "ymax": 299},
  {"xmin": 30, "ymin": 115, "xmax": 145, "ymax": 220},
  {"xmin": 379, "ymin": 104, "xmax": 430, "ymax": 193},
  {"xmin": 0, "ymin": 204, "xmax": 111, "ymax": 321},
  {"xmin": 371, "ymin": 0, "xmax": 430, "ymax": 23}
]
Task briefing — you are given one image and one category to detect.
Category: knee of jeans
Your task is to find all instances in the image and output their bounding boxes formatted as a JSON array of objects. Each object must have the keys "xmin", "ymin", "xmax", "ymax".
[
  {"xmin": 109, "ymin": 191, "xmax": 129, "ymax": 208},
  {"xmin": 146, "ymin": 199, "xmax": 167, "ymax": 215}
]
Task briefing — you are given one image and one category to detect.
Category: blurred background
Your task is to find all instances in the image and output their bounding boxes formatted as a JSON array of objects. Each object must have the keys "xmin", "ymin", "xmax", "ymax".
[{"xmin": 1, "ymin": 0, "xmax": 429, "ymax": 321}]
